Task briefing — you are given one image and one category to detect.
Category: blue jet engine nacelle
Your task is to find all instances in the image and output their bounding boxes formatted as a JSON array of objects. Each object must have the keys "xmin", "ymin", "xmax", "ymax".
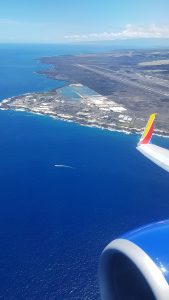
[{"xmin": 99, "ymin": 220, "xmax": 169, "ymax": 300}]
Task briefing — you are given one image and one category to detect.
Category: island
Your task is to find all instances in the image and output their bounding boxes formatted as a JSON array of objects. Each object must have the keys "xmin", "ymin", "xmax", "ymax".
[{"xmin": 1, "ymin": 50, "xmax": 169, "ymax": 136}]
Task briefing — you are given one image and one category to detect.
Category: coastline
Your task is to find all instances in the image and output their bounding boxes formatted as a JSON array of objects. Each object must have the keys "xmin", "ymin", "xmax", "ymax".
[
  {"xmin": 1, "ymin": 104, "xmax": 169, "ymax": 139},
  {"xmin": 2, "ymin": 49, "xmax": 169, "ymax": 139}
]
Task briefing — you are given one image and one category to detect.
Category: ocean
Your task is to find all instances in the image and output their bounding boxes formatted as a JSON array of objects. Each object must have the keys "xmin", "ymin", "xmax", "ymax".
[{"xmin": 0, "ymin": 44, "xmax": 169, "ymax": 299}]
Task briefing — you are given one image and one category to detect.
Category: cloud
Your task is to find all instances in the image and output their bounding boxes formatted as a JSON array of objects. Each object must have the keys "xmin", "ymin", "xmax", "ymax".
[{"xmin": 64, "ymin": 24, "xmax": 169, "ymax": 41}]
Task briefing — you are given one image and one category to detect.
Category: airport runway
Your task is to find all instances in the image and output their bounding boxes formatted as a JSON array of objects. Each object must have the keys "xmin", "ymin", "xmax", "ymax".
[{"xmin": 77, "ymin": 64, "xmax": 169, "ymax": 97}]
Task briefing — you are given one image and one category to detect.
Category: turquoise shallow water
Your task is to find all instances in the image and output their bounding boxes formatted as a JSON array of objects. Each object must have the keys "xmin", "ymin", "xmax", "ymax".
[{"xmin": 0, "ymin": 44, "xmax": 169, "ymax": 299}]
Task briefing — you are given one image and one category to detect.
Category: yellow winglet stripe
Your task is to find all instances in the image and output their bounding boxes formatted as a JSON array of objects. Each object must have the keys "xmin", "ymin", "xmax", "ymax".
[{"xmin": 141, "ymin": 113, "xmax": 157, "ymax": 141}]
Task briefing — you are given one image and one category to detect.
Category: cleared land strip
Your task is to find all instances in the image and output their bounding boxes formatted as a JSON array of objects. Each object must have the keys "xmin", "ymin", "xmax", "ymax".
[
  {"xmin": 76, "ymin": 64, "xmax": 169, "ymax": 97},
  {"xmin": 122, "ymin": 72, "xmax": 169, "ymax": 90}
]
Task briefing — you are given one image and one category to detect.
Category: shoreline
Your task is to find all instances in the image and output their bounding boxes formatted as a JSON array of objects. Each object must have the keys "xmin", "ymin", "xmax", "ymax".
[
  {"xmin": 2, "ymin": 49, "xmax": 169, "ymax": 140},
  {"xmin": 1, "ymin": 105, "xmax": 169, "ymax": 139}
]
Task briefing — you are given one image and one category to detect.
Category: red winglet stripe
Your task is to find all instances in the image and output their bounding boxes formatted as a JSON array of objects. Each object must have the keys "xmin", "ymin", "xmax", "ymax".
[{"xmin": 140, "ymin": 123, "xmax": 154, "ymax": 144}]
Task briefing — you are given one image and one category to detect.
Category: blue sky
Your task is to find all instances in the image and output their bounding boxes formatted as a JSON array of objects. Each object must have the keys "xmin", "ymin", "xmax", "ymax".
[{"xmin": 1, "ymin": 0, "xmax": 169, "ymax": 43}]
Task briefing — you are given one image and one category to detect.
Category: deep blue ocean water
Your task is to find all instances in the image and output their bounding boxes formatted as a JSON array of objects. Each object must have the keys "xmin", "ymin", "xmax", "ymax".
[{"xmin": 0, "ymin": 44, "xmax": 169, "ymax": 299}]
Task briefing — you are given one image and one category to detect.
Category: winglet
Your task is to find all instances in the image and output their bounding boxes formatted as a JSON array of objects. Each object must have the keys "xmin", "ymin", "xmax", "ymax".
[{"xmin": 139, "ymin": 113, "xmax": 157, "ymax": 145}]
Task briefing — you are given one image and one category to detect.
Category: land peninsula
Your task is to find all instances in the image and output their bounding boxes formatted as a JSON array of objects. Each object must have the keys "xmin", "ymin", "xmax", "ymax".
[{"xmin": 1, "ymin": 50, "xmax": 169, "ymax": 135}]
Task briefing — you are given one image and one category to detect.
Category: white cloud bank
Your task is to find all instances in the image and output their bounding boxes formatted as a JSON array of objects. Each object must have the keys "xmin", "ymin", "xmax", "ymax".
[{"xmin": 64, "ymin": 24, "xmax": 169, "ymax": 41}]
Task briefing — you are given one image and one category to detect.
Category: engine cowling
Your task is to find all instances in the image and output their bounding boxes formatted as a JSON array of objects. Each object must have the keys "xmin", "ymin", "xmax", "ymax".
[{"xmin": 99, "ymin": 220, "xmax": 169, "ymax": 300}]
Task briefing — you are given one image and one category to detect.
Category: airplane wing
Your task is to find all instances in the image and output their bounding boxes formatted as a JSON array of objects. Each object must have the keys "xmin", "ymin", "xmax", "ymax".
[{"xmin": 137, "ymin": 113, "xmax": 169, "ymax": 172}]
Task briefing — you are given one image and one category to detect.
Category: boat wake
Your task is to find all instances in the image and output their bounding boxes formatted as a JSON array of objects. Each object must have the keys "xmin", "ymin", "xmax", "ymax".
[{"xmin": 54, "ymin": 164, "xmax": 74, "ymax": 169}]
